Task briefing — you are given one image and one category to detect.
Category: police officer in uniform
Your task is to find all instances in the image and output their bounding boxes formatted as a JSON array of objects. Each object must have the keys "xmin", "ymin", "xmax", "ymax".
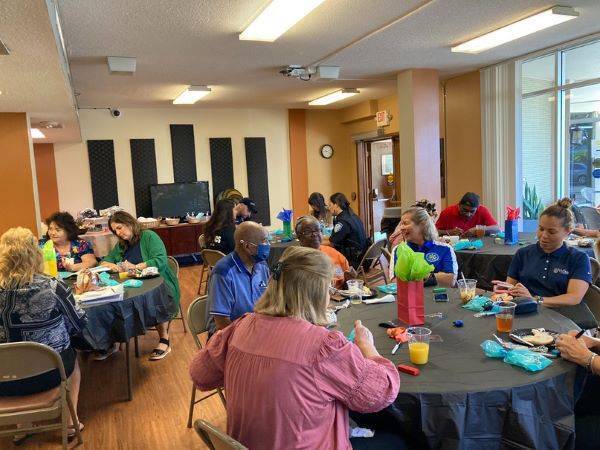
[{"xmin": 327, "ymin": 193, "xmax": 368, "ymax": 269}]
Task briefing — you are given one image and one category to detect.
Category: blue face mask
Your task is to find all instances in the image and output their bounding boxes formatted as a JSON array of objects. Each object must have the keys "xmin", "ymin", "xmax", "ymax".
[{"xmin": 253, "ymin": 243, "xmax": 270, "ymax": 263}]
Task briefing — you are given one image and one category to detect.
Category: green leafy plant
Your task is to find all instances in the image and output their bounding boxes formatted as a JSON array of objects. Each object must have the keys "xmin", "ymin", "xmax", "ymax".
[{"xmin": 523, "ymin": 182, "xmax": 544, "ymax": 220}]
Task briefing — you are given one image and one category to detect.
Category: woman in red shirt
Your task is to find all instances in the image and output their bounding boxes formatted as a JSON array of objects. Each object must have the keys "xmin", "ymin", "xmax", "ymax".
[{"xmin": 189, "ymin": 246, "xmax": 402, "ymax": 449}]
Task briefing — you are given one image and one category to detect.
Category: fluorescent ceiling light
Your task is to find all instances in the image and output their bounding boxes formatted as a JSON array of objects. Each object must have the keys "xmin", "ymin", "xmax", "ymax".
[
  {"xmin": 309, "ymin": 88, "xmax": 359, "ymax": 106},
  {"xmin": 31, "ymin": 128, "xmax": 45, "ymax": 139},
  {"xmin": 240, "ymin": 0, "xmax": 326, "ymax": 42},
  {"xmin": 451, "ymin": 6, "xmax": 578, "ymax": 54},
  {"xmin": 172, "ymin": 86, "xmax": 211, "ymax": 104}
]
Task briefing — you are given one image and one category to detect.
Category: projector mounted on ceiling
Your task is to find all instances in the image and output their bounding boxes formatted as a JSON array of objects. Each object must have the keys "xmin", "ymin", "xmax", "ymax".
[{"xmin": 279, "ymin": 65, "xmax": 340, "ymax": 82}]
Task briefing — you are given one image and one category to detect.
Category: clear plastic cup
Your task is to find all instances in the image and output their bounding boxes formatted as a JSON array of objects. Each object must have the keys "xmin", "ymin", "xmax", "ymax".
[
  {"xmin": 475, "ymin": 225, "xmax": 486, "ymax": 238},
  {"xmin": 408, "ymin": 327, "xmax": 431, "ymax": 365},
  {"xmin": 347, "ymin": 279, "xmax": 364, "ymax": 305},
  {"xmin": 495, "ymin": 301, "xmax": 516, "ymax": 333},
  {"xmin": 457, "ymin": 279, "xmax": 477, "ymax": 304}
]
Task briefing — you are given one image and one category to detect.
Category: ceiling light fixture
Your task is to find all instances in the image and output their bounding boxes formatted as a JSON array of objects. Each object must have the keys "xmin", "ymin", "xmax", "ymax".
[
  {"xmin": 31, "ymin": 128, "xmax": 46, "ymax": 139},
  {"xmin": 451, "ymin": 6, "xmax": 578, "ymax": 54},
  {"xmin": 308, "ymin": 88, "xmax": 359, "ymax": 106},
  {"xmin": 172, "ymin": 86, "xmax": 211, "ymax": 104},
  {"xmin": 240, "ymin": 0, "xmax": 326, "ymax": 42}
]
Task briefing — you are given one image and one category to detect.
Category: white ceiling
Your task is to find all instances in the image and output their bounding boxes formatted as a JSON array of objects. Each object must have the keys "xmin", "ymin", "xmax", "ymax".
[
  {"xmin": 0, "ymin": 0, "xmax": 79, "ymax": 143},
  {"xmin": 57, "ymin": 0, "xmax": 600, "ymax": 111}
]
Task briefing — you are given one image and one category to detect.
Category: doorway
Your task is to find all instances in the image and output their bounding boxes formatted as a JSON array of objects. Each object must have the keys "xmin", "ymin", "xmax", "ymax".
[{"xmin": 356, "ymin": 135, "xmax": 400, "ymax": 237}]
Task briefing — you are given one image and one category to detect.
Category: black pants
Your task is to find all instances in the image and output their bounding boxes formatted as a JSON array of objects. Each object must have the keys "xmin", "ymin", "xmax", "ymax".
[
  {"xmin": 575, "ymin": 370, "xmax": 600, "ymax": 450},
  {"xmin": 0, "ymin": 347, "xmax": 76, "ymax": 396}
]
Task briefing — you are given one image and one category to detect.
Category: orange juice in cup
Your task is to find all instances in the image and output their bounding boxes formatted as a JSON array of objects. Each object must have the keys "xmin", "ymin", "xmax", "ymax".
[
  {"xmin": 408, "ymin": 327, "xmax": 431, "ymax": 365},
  {"xmin": 495, "ymin": 302, "xmax": 516, "ymax": 333}
]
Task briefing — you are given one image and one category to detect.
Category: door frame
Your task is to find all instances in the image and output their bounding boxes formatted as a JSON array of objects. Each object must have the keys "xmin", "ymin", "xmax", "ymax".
[{"xmin": 355, "ymin": 133, "xmax": 400, "ymax": 237}]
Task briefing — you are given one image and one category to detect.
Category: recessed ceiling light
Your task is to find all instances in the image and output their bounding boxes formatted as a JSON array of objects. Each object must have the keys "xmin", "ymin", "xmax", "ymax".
[
  {"xmin": 31, "ymin": 128, "xmax": 46, "ymax": 139},
  {"xmin": 308, "ymin": 88, "xmax": 359, "ymax": 106},
  {"xmin": 451, "ymin": 6, "xmax": 578, "ymax": 54},
  {"xmin": 172, "ymin": 86, "xmax": 211, "ymax": 105},
  {"xmin": 240, "ymin": 0, "xmax": 326, "ymax": 42}
]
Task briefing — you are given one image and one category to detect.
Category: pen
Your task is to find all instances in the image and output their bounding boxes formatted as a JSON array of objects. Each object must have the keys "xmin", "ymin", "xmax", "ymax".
[{"xmin": 575, "ymin": 329, "xmax": 585, "ymax": 339}]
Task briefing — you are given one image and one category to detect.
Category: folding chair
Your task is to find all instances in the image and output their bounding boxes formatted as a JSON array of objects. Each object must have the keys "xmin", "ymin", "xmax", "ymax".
[
  {"xmin": 0, "ymin": 342, "xmax": 83, "ymax": 449},
  {"xmin": 198, "ymin": 249, "xmax": 226, "ymax": 295},
  {"xmin": 356, "ymin": 239, "xmax": 389, "ymax": 287},
  {"xmin": 187, "ymin": 296, "xmax": 226, "ymax": 428},
  {"xmin": 167, "ymin": 255, "xmax": 187, "ymax": 333},
  {"xmin": 194, "ymin": 419, "xmax": 247, "ymax": 450}
]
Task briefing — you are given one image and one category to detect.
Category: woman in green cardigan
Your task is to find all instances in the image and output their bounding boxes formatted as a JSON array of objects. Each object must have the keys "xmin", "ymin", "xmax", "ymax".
[{"xmin": 101, "ymin": 211, "xmax": 180, "ymax": 361}]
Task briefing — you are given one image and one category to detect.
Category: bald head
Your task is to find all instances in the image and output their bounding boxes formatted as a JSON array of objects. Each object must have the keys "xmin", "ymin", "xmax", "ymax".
[
  {"xmin": 235, "ymin": 221, "xmax": 267, "ymax": 248},
  {"xmin": 295, "ymin": 215, "xmax": 322, "ymax": 249}
]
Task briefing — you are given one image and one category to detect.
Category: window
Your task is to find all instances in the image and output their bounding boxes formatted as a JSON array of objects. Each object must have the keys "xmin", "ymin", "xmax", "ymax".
[{"xmin": 518, "ymin": 38, "xmax": 600, "ymax": 228}]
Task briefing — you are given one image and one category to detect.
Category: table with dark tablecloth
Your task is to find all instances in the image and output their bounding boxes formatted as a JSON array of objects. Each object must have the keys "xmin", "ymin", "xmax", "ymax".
[
  {"xmin": 267, "ymin": 240, "xmax": 300, "ymax": 268},
  {"xmin": 336, "ymin": 287, "xmax": 578, "ymax": 450},
  {"xmin": 75, "ymin": 276, "xmax": 174, "ymax": 351},
  {"xmin": 456, "ymin": 234, "xmax": 594, "ymax": 291}
]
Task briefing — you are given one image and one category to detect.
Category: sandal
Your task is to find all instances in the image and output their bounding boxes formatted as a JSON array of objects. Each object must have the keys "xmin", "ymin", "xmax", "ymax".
[
  {"xmin": 149, "ymin": 338, "xmax": 171, "ymax": 361},
  {"xmin": 68, "ymin": 422, "xmax": 85, "ymax": 438}
]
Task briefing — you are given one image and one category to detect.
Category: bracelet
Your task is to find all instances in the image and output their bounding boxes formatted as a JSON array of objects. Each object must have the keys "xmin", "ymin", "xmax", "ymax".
[{"xmin": 586, "ymin": 352, "xmax": 596, "ymax": 372}]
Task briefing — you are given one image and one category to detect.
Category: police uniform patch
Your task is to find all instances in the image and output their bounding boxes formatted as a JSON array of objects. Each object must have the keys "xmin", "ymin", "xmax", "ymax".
[
  {"xmin": 333, "ymin": 223, "xmax": 343, "ymax": 233},
  {"xmin": 425, "ymin": 252, "xmax": 440, "ymax": 263}
]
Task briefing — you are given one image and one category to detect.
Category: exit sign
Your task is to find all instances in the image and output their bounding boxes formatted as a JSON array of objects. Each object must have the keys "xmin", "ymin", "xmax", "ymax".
[{"xmin": 376, "ymin": 110, "xmax": 390, "ymax": 127}]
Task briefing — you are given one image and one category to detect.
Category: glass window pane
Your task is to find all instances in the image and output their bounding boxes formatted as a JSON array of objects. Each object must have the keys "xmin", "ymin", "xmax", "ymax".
[
  {"xmin": 566, "ymin": 83, "xmax": 600, "ymax": 205},
  {"xmin": 521, "ymin": 54, "xmax": 555, "ymax": 94},
  {"xmin": 521, "ymin": 92, "xmax": 554, "ymax": 221},
  {"xmin": 563, "ymin": 40, "xmax": 600, "ymax": 85}
]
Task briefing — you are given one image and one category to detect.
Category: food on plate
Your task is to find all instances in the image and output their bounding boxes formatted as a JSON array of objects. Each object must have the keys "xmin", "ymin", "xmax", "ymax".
[
  {"xmin": 522, "ymin": 329, "xmax": 554, "ymax": 346},
  {"xmin": 491, "ymin": 292, "xmax": 514, "ymax": 302}
]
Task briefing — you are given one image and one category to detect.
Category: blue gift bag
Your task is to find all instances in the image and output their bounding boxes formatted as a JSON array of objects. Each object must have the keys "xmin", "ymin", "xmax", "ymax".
[{"xmin": 505, "ymin": 219, "xmax": 519, "ymax": 245}]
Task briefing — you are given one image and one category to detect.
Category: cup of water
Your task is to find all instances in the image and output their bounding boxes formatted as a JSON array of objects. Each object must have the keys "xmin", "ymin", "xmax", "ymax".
[{"xmin": 347, "ymin": 279, "xmax": 364, "ymax": 305}]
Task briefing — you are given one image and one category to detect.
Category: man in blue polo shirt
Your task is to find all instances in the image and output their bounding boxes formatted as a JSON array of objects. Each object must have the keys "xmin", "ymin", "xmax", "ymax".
[{"xmin": 206, "ymin": 221, "xmax": 270, "ymax": 333}]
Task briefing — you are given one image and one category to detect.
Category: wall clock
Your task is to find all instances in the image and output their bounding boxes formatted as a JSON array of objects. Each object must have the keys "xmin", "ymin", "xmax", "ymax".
[{"xmin": 320, "ymin": 144, "xmax": 334, "ymax": 159}]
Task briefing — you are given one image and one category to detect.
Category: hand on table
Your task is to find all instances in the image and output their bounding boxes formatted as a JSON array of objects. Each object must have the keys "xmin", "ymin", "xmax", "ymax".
[
  {"xmin": 119, "ymin": 260, "xmax": 137, "ymax": 271},
  {"xmin": 103, "ymin": 262, "xmax": 120, "ymax": 273},
  {"xmin": 556, "ymin": 333, "xmax": 594, "ymax": 366},
  {"xmin": 508, "ymin": 283, "xmax": 531, "ymax": 298},
  {"xmin": 565, "ymin": 330, "xmax": 600, "ymax": 351},
  {"xmin": 61, "ymin": 258, "xmax": 75, "ymax": 272},
  {"xmin": 446, "ymin": 227, "xmax": 464, "ymax": 237}
]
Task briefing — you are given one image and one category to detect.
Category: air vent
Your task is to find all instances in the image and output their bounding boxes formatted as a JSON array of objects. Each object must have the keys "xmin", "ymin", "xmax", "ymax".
[{"xmin": 107, "ymin": 56, "xmax": 136, "ymax": 73}]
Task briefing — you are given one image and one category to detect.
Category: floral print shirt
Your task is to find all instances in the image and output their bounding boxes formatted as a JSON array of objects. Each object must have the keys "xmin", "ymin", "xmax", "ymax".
[{"xmin": 40, "ymin": 238, "xmax": 95, "ymax": 271}]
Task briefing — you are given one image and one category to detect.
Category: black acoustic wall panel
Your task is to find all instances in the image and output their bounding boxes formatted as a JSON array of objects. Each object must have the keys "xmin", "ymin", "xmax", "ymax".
[
  {"xmin": 130, "ymin": 139, "xmax": 158, "ymax": 217},
  {"xmin": 209, "ymin": 138, "xmax": 234, "ymax": 202},
  {"xmin": 244, "ymin": 137, "xmax": 270, "ymax": 226},
  {"xmin": 170, "ymin": 124, "xmax": 197, "ymax": 182},
  {"xmin": 87, "ymin": 140, "xmax": 119, "ymax": 211}
]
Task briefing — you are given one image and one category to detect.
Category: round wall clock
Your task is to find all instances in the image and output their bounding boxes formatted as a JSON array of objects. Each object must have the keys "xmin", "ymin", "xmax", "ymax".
[{"xmin": 320, "ymin": 144, "xmax": 334, "ymax": 159}]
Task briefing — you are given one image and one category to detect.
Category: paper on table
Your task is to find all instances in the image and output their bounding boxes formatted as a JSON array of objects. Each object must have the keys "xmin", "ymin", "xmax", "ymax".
[
  {"xmin": 59, "ymin": 271, "xmax": 78, "ymax": 279},
  {"xmin": 89, "ymin": 266, "xmax": 111, "ymax": 274},
  {"xmin": 362, "ymin": 294, "xmax": 395, "ymax": 304}
]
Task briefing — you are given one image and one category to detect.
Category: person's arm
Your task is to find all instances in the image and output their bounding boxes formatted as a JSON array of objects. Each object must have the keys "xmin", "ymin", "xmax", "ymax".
[
  {"xmin": 314, "ymin": 323, "xmax": 400, "ymax": 414},
  {"xmin": 208, "ymin": 271, "xmax": 234, "ymax": 330},
  {"xmin": 434, "ymin": 246, "xmax": 458, "ymax": 287},
  {"xmin": 435, "ymin": 210, "xmax": 462, "ymax": 236},
  {"xmin": 189, "ymin": 321, "xmax": 237, "ymax": 391},
  {"xmin": 140, "ymin": 231, "xmax": 168, "ymax": 271},
  {"xmin": 510, "ymin": 279, "xmax": 589, "ymax": 306},
  {"xmin": 101, "ymin": 242, "xmax": 123, "ymax": 271},
  {"xmin": 222, "ymin": 226, "xmax": 236, "ymax": 254},
  {"xmin": 55, "ymin": 281, "xmax": 87, "ymax": 334},
  {"xmin": 480, "ymin": 206, "xmax": 499, "ymax": 233},
  {"xmin": 434, "ymin": 272, "xmax": 456, "ymax": 287},
  {"xmin": 329, "ymin": 221, "xmax": 350, "ymax": 248},
  {"xmin": 556, "ymin": 331, "xmax": 600, "ymax": 372},
  {"xmin": 573, "ymin": 228, "xmax": 600, "ymax": 238},
  {"xmin": 70, "ymin": 254, "xmax": 97, "ymax": 272}
]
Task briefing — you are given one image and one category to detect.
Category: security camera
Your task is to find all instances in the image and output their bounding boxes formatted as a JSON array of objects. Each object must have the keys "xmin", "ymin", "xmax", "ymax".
[{"xmin": 110, "ymin": 108, "xmax": 121, "ymax": 118}]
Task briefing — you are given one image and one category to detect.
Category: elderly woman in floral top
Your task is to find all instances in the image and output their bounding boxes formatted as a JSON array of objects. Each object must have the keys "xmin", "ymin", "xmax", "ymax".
[{"xmin": 41, "ymin": 212, "xmax": 97, "ymax": 272}]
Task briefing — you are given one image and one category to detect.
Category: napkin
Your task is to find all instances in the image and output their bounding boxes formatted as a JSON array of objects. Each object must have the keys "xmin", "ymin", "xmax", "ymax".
[
  {"xmin": 363, "ymin": 294, "xmax": 395, "ymax": 304},
  {"xmin": 276, "ymin": 208, "xmax": 293, "ymax": 222},
  {"xmin": 393, "ymin": 243, "xmax": 434, "ymax": 281}
]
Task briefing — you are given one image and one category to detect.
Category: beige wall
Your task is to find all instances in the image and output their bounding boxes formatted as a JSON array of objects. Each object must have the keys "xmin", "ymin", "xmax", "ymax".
[
  {"xmin": 443, "ymin": 71, "xmax": 482, "ymax": 205},
  {"xmin": 54, "ymin": 108, "xmax": 291, "ymax": 226}
]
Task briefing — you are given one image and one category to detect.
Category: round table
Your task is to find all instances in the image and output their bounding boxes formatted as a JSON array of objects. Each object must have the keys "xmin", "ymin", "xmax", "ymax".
[
  {"xmin": 456, "ymin": 233, "xmax": 594, "ymax": 291},
  {"xmin": 336, "ymin": 287, "xmax": 578, "ymax": 449},
  {"xmin": 267, "ymin": 240, "xmax": 300, "ymax": 268}
]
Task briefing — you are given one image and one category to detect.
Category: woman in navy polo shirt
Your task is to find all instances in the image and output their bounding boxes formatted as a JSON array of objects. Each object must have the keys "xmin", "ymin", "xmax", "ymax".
[
  {"xmin": 507, "ymin": 198, "xmax": 591, "ymax": 306},
  {"xmin": 390, "ymin": 207, "xmax": 458, "ymax": 287}
]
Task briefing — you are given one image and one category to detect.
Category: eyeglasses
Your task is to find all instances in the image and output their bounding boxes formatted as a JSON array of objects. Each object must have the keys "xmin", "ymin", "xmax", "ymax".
[{"xmin": 298, "ymin": 230, "xmax": 321, "ymax": 237}]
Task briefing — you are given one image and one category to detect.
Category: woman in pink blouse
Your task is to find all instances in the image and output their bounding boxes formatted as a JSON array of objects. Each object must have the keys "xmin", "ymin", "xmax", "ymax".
[{"xmin": 190, "ymin": 246, "xmax": 401, "ymax": 450}]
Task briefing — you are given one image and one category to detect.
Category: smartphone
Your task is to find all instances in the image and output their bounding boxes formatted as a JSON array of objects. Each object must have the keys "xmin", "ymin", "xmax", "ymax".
[{"xmin": 433, "ymin": 293, "xmax": 449, "ymax": 302}]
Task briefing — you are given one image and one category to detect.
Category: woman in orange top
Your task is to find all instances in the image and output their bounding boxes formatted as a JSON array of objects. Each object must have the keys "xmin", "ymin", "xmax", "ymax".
[{"xmin": 295, "ymin": 215, "xmax": 356, "ymax": 288}]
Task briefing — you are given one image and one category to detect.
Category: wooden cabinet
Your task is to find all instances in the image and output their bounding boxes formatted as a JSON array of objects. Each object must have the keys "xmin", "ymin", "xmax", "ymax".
[{"xmin": 150, "ymin": 222, "xmax": 206, "ymax": 256}]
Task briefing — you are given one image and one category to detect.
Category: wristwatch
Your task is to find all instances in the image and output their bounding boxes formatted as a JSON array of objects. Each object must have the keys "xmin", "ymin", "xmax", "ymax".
[{"xmin": 535, "ymin": 295, "xmax": 544, "ymax": 304}]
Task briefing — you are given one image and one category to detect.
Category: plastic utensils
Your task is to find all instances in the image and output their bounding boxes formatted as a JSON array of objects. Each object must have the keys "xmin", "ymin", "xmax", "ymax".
[{"xmin": 407, "ymin": 327, "xmax": 431, "ymax": 365}]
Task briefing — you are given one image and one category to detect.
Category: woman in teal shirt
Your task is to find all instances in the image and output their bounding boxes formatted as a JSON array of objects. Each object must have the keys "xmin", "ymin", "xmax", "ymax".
[{"xmin": 101, "ymin": 211, "xmax": 180, "ymax": 361}]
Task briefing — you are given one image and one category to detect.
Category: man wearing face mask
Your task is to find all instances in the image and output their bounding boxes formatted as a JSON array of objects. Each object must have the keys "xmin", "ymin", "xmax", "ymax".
[{"xmin": 205, "ymin": 222, "xmax": 270, "ymax": 333}]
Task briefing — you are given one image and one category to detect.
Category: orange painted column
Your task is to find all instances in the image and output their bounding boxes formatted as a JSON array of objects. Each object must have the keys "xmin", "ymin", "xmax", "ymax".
[
  {"xmin": 0, "ymin": 113, "xmax": 40, "ymax": 235},
  {"xmin": 288, "ymin": 109, "xmax": 309, "ymax": 220},
  {"xmin": 397, "ymin": 69, "xmax": 441, "ymax": 208},
  {"xmin": 34, "ymin": 143, "xmax": 60, "ymax": 221}
]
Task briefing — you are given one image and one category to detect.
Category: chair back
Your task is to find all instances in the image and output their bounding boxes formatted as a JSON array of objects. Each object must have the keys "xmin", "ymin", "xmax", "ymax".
[
  {"xmin": 167, "ymin": 255, "xmax": 180, "ymax": 278},
  {"xmin": 359, "ymin": 238, "xmax": 387, "ymax": 268},
  {"xmin": 201, "ymin": 249, "xmax": 226, "ymax": 268},
  {"xmin": 194, "ymin": 419, "xmax": 248, "ymax": 450},
  {"xmin": 571, "ymin": 204, "xmax": 586, "ymax": 226},
  {"xmin": 0, "ymin": 342, "xmax": 65, "ymax": 381},
  {"xmin": 579, "ymin": 206, "xmax": 600, "ymax": 230},
  {"xmin": 187, "ymin": 295, "xmax": 209, "ymax": 348},
  {"xmin": 590, "ymin": 257, "xmax": 600, "ymax": 285},
  {"xmin": 582, "ymin": 285, "xmax": 600, "ymax": 328}
]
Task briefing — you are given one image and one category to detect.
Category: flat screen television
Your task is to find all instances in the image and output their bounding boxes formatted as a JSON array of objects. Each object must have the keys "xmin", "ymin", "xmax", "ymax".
[{"xmin": 150, "ymin": 182, "xmax": 211, "ymax": 218}]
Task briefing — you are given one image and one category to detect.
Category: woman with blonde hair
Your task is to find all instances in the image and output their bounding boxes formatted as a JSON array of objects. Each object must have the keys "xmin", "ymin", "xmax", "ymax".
[
  {"xmin": 390, "ymin": 207, "xmax": 458, "ymax": 287},
  {"xmin": 190, "ymin": 246, "xmax": 402, "ymax": 449},
  {"xmin": 0, "ymin": 227, "xmax": 86, "ymax": 438}
]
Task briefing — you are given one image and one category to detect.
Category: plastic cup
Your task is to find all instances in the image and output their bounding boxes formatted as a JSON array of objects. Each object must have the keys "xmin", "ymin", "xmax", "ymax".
[
  {"xmin": 496, "ymin": 301, "xmax": 516, "ymax": 333},
  {"xmin": 457, "ymin": 279, "xmax": 477, "ymax": 304},
  {"xmin": 347, "ymin": 279, "xmax": 364, "ymax": 305},
  {"xmin": 475, "ymin": 225, "xmax": 486, "ymax": 238},
  {"xmin": 408, "ymin": 327, "xmax": 431, "ymax": 365}
]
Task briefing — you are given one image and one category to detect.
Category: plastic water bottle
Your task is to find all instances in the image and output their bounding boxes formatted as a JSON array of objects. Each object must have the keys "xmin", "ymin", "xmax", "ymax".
[{"xmin": 42, "ymin": 240, "xmax": 58, "ymax": 277}]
